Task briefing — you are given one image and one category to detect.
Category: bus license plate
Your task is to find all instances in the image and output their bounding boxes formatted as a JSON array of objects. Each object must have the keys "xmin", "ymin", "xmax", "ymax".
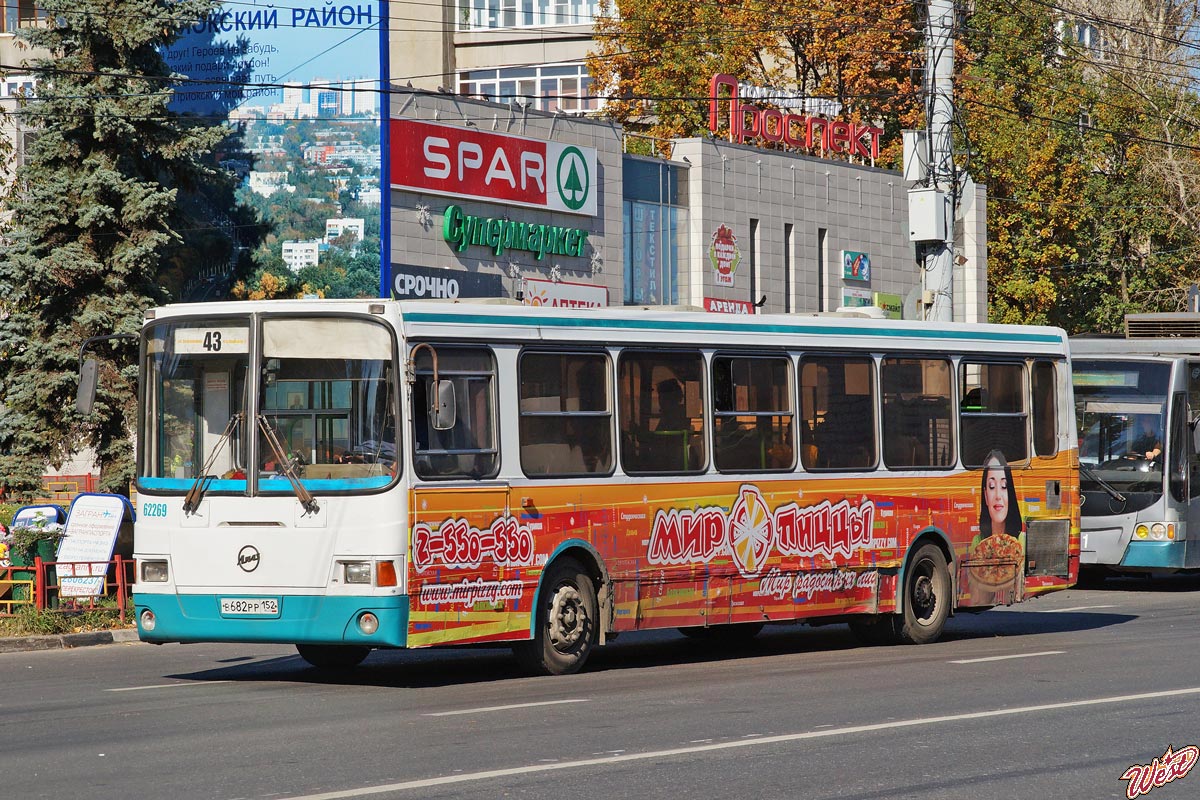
[{"xmin": 220, "ymin": 597, "xmax": 280, "ymax": 617}]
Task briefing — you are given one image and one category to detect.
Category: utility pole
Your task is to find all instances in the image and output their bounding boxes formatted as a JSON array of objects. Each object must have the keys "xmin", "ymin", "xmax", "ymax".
[{"xmin": 924, "ymin": 0, "xmax": 956, "ymax": 322}]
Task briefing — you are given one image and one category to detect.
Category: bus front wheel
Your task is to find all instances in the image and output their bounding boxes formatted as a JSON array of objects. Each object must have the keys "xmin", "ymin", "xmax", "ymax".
[
  {"xmin": 514, "ymin": 557, "xmax": 597, "ymax": 676},
  {"xmin": 296, "ymin": 644, "xmax": 371, "ymax": 671}
]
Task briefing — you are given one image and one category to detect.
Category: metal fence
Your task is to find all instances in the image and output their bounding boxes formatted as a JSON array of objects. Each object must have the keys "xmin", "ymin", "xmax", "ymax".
[{"xmin": 0, "ymin": 555, "xmax": 134, "ymax": 620}]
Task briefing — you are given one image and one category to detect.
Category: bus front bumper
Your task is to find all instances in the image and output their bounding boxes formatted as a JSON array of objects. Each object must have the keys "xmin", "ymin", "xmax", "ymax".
[
  {"xmin": 133, "ymin": 592, "xmax": 410, "ymax": 647},
  {"xmin": 1080, "ymin": 522, "xmax": 1133, "ymax": 565},
  {"xmin": 1120, "ymin": 541, "xmax": 1188, "ymax": 571}
]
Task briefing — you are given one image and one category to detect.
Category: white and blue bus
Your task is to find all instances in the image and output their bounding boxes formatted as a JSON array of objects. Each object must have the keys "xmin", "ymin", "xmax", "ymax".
[
  {"xmin": 1071, "ymin": 313, "xmax": 1200, "ymax": 577},
  {"xmin": 82, "ymin": 298, "xmax": 1079, "ymax": 674}
]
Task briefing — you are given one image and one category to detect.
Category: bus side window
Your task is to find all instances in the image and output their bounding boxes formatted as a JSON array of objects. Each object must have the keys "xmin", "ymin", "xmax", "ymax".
[
  {"xmin": 882, "ymin": 357, "xmax": 953, "ymax": 469},
  {"xmin": 1170, "ymin": 393, "xmax": 1188, "ymax": 503},
  {"xmin": 712, "ymin": 354, "xmax": 794, "ymax": 473},
  {"xmin": 618, "ymin": 351, "xmax": 706, "ymax": 474},
  {"xmin": 960, "ymin": 361, "xmax": 1028, "ymax": 467},
  {"xmin": 800, "ymin": 355, "xmax": 877, "ymax": 471},
  {"xmin": 1031, "ymin": 360, "xmax": 1058, "ymax": 457},
  {"xmin": 518, "ymin": 351, "xmax": 613, "ymax": 477},
  {"xmin": 412, "ymin": 347, "xmax": 499, "ymax": 480}
]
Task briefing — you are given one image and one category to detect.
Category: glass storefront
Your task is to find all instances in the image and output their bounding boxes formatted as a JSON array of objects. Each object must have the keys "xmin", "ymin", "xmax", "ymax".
[{"xmin": 623, "ymin": 157, "xmax": 687, "ymax": 306}]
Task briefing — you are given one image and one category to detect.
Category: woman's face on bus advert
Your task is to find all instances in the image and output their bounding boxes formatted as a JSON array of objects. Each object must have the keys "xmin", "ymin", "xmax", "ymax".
[{"xmin": 984, "ymin": 458, "xmax": 1008, "ymax": 532}]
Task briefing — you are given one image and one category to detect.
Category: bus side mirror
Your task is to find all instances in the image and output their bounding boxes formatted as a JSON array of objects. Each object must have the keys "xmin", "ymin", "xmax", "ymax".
[
  {"xmin": 432, "ymin": 379, "xmax": 456, "ymax": 430},
  {"xmin": 76, "ymin": 358, "xmax": 99, "ymax": 415}
]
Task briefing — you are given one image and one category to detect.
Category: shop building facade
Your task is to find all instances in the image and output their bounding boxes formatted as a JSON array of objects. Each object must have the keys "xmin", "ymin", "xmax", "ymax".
[{"xmin": 390, "ymin": 89, "xmax": 988, "ymax": 320}]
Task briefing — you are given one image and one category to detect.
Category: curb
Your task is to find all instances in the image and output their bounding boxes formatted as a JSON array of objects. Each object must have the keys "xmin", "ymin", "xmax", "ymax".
[{"xmin": 0, "ymin": 627, "xmax": 141, "ymax": 654}]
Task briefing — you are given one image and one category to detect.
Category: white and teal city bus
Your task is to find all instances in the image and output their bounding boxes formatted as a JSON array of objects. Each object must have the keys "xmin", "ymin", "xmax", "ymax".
[
  {"xmin": 81, "ymin": 298, "xmax": 1078, "ymax": 674},
  {"xmin": 1071, "ymin": 313, "xmax": 1200, "ymax": 577}
]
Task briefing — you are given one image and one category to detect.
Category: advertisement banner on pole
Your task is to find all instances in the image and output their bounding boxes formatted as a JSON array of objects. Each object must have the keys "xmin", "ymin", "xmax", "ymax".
[{"xmin": 57, "ymin": 494, "xmax": 132, "ymax": 597}]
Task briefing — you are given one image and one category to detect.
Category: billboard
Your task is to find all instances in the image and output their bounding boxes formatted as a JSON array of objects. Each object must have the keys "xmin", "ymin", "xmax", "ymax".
[{"xmin": 164, "ymin": 2, "xmax": 387, "ymax": 296}]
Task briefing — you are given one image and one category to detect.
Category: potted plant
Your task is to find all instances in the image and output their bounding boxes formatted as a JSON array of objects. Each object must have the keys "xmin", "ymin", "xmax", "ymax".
[{"xmin": 7, "ymin": 512, "xmax": 66, "ymax": 567}]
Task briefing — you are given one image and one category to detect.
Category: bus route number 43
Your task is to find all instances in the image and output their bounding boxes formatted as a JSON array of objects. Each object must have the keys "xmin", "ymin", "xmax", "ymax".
[{"xmin": 203, "ymin": 331, "xmax": 223, "ymax": 351}]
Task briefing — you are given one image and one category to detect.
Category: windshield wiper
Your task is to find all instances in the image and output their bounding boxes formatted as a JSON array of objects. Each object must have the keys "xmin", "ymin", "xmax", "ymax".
[
  {"xmin": 1080, "ymin": 462, "xmax": 1126, "ymax": 503},
  {"xmin": 183, "ymin": 413, "xmax": 242, "ymax": 514},
  {"xmin": 257, "ymin": 415, "xmax": 320, "ymax": 515}
]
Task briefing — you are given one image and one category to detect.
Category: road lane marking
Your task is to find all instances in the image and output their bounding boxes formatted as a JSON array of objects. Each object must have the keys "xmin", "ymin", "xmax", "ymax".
[
  {"xmin": 106, "ymin": 681, "xmax": 233, "ymax": 692},
  {"xmin": 422, "ymin": 699, "xmax": 590, "ymax": 716},
  {"xmin": 276, "ymin": 686, "xmax": 1200, "ymax": 799},
  {"xmin": 1032, "ymin": 605, "xmax": 1117, "ymax": 613},
  {"xmin": 949, "ymin": 650, "xmax": 1065, "ymax": 664}
]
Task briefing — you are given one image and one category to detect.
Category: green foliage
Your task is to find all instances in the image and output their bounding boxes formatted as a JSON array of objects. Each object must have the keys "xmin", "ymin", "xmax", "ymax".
[
  {"xmin": 0, "ymin": 0, "xmax": 244, "ymax": 498},
  {"xmin": 960, "ymin": 0, "xmax": 1200, "ymax": 332},
  {"xmin": 0, "ymin": 604, "xmax": 130, "ymax": 636}
]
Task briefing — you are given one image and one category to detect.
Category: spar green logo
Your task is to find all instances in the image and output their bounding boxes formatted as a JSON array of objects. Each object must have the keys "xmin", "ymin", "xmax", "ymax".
[{"xmin": 556, "ymin": 146, "xmax": 590, "ymax": 211}]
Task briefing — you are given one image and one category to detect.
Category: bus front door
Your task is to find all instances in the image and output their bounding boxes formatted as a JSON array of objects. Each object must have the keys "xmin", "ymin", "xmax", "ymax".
[{"xmin": 407, "ymin": 484, "xmax": 520, "ymax": 647}]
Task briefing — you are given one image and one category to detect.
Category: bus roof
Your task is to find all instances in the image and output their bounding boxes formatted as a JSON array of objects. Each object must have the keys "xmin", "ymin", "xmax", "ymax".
[
  {"xmin": 1070, "ymin": 336, "xmax": 1200, "ymax": 358},
  {"xmin": 145, "ymin": 298, "xmax": 1070, "ymax": 354},
  {"xmin": 394, "ymin": 300, "xmax": 1067, "ymax": 352}
]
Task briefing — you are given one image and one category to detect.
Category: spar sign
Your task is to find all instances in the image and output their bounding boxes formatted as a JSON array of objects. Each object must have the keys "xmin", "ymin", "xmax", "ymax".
[{"xmin": 391, "ymin": 118, "xmax": 598, "ymax": 216}]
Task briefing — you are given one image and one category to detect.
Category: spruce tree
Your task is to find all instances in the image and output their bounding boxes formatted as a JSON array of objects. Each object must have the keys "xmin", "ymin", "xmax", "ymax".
[{"xmin": 0, "ymin": 0, "xmax": 236, "ymax": 497}]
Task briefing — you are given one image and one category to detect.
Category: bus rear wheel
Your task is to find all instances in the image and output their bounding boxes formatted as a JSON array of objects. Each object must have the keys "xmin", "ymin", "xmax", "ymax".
[
  {"xmin": 896, "ymin": 543, "xmax": 951, "ymax": 644},
  {"xmin": 296, "ymin": 644, "xmax": 371, "ymax": 671},
  {"xmin": 849, "ymin": 543, "xmax": 950, "ymax": 646},
  {"xmin": 514, "ymin": 557, "xmax": 597, "ymax": 676}
]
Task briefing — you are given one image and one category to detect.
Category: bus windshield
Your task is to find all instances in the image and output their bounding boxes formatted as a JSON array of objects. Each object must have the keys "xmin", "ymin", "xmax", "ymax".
[
  {"xmin": 140, "ymin": 315, "xmax": 398, "ymax": 494},
  {"xmin": 1073, "ymin": 359, "xmax": 1169, "ymax": 497}
]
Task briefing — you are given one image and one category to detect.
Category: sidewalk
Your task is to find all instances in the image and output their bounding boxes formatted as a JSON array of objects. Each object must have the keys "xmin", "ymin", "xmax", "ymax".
[{"xmin": 0, "ymin": 627, "xmax": 141, "ymax": 654}]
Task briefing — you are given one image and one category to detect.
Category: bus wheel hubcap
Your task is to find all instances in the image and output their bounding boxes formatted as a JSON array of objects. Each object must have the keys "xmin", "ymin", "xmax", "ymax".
[
  {"xmin": 913, "ymin": 574, "xmax": 935, "ymax": 621},
  {"xmin": 549, "ymin": 585, "xmax": 585, "ymax": 651}
]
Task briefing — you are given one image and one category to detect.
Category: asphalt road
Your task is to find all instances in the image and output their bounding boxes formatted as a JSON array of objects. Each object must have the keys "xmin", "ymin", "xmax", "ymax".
[{"xmin": 2, "ymin": 575, "xmax": 1199, "ymax": 800}]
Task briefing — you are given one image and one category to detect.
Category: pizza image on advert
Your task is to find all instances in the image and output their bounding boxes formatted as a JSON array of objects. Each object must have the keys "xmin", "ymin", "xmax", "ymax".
[{"xmin": 968, "ymin": 533, "xmax": 1023, "ymax": 589}]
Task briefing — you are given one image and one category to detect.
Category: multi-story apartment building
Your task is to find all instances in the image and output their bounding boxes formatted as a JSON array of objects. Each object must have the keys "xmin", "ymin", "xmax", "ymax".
[{"xmin": 393, "ymin": 0, "xmax": 603, "ymax": 113}]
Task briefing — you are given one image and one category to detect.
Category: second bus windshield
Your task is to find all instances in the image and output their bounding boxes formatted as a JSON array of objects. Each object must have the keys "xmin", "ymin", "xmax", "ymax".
[{"xmin": 1074, "ymin": 359, "xmax": 1170, "ymax": 496}]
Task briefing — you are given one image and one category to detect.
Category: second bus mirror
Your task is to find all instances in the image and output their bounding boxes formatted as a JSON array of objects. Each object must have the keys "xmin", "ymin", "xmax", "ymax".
[
  {"xmin": 432, "ymin": 379, "xmax": 456, "ymax": 430},
  {"xmin": 76, "ymin": 358, "xmax": 99, "ymax": 415}
]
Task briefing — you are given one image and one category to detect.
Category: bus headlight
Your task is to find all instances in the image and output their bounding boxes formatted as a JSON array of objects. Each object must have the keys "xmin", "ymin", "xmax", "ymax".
[
  {"xmin": 141, "ymin": 560, "xmax": 169, "ymax": 582},
  {"xmin": 358, "ymin": 612, "xmax": 379, "ymax": 635},
  {"xmin": 344, "ymin": 562, "xmax": 372, "ymax": 584},
  {"xmin": 140, "ymin": 609, "xmax": 156, "ymax": 631},
  {"xmin": 1135, "ymin": 524, "xmax": 1149, "ymax": 540},
  {"xmin": 1151, "ymin": 523, "xmax": 1168, "ymax": 540}
]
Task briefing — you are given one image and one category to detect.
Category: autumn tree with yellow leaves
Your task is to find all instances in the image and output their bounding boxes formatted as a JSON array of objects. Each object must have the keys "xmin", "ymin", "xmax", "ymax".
[{"xmin": 589, "ymin": 0, "xmax": 924, "ymax": 166}]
